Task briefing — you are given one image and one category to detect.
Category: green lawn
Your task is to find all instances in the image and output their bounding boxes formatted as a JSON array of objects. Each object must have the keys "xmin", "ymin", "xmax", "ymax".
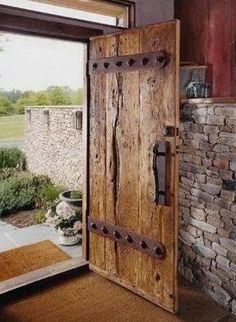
[{"xmin": 0, "ymin": 115, "xmax": 24, "ymax": 141}]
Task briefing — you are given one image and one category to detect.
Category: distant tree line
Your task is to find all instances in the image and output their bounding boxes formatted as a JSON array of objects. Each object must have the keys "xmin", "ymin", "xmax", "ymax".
[{"xmin": 0, "ymin": 86, "xmax": 83, "ymax": 116}]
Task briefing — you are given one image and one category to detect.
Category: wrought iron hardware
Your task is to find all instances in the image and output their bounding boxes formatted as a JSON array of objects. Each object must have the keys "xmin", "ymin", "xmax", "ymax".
[
  {"xmin": 153, "ymin": 141, "xmax": 170, "ymax": 206},
  {"xmin": 162, "ymin": 126, "xmax": 177, "ymax": 137},
  {"xmin": 89, "ymin": 51, "xmax": 169, "ymax": 75},
  {"xmin": 88, "ymin": 217, "xmax": 165, "ymax": 259}
]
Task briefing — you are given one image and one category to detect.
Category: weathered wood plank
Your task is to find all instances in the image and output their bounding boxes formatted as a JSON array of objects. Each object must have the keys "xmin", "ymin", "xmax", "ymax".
[
  {"xmin": 89, "ymin": 21, "xmax": 179, "ymax": 313},
  {"xmin": 114, "ymin": 29, "xmax": 140, "ymax": 285},
  {"xmin": 89, "ymin": 36, "xmax": 108, "ymax": 271},
  {"xmin": 139, "ymin": 21, "xmax": 179, "ymax": 311},
  {"xmin": 0, "ymin": 258, "xmax": 88, "ymax": 295}
]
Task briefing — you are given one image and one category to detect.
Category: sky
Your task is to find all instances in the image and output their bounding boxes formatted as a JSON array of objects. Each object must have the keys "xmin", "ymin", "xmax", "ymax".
[
  {"xmin": 0, "ymin": 0, "xmax": 114, "ymax": 92},
  {"xmin": 0, "ymin": 33, "xmax": 84, "ymax": 91}
]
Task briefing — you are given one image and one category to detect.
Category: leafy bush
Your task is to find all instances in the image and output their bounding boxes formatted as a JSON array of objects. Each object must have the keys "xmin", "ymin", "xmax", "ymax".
[
  {"xmin": 35, "ymin": 209, "xmax": 47, "ymax": 224},
  {"xmin": 36, "ymin": 183, "xmax": 64, "ymax": 209},
  {"xmin": 0, "ymin": 174, "xmax": 50, "ymax": 217},
  {"xmin": 0, "ymin": 95, "xmax": 13, "ymax": 116},
  {"xmin": 0, "ymin": 147, "xmax": 25, "ymax": 169},
  {"xmin": 0, "ymin": 168, "xmax": 19, "ymax": 181}
]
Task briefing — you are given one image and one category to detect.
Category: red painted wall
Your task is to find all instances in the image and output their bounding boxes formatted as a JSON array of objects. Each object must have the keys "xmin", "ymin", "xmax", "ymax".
[{"xmin": 175, "ymin": 0, "xmax": 235, "ymax": 97}]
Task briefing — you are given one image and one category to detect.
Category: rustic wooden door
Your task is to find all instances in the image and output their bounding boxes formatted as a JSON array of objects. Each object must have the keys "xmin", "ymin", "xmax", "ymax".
[{"xmin": 87, "ymin": 21, "xmax": 180, "ymax": 313}]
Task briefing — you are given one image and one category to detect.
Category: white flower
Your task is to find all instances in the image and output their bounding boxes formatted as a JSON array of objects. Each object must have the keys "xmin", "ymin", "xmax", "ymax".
[
  {"xmin": 56, "ymin": 201, "xmax": 75, "ymax": 220},
  {"xmin": 46, "ymin": 201, "xmax": 78, "ymax": 230}
]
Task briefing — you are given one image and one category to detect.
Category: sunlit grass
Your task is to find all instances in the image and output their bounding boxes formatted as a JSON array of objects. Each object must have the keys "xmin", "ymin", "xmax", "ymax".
[{"xmin": 0, "ymin": 115, "xmax": 24, "ymax": 141}]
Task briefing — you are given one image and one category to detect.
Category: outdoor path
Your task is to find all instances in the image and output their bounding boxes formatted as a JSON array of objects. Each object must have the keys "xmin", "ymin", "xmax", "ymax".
[
  {"xmin": 0, "ymin": 221, "xmax": 81, "ymax": 258},
  {"xmin": 0, "ymin": 140, "xmax": 25, "ymax": 150}
]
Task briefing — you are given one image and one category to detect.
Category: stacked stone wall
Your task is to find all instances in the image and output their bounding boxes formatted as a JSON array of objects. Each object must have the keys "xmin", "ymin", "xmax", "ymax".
[
  {"xmin": 179, "ymin": 103, "xmax": 236, "ymax": 314},
  {"xmin": 25, "ymin": 107, "xmax": 83, "ymax": 190}
]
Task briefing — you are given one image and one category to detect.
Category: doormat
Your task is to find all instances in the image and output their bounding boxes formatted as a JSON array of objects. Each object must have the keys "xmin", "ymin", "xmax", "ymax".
[{"xmin": 0, "ymin": 240, "xmax": 70, "ymax": 282}]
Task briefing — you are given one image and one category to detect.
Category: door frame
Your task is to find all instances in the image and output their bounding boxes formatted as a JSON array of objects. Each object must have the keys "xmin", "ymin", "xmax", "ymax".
[
  {"xmin": 0, "ymin": 6, "xmax": 180, "ymax": 311},
  {"xmin": 0, "ymin": 3, "xmax": 131, "ymax": 295}
]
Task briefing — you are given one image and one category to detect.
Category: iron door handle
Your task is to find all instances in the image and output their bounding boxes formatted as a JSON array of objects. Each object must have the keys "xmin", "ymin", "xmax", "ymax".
[{"xmin": 153, "ymin": 141, "xmax": 170, "ymax": 206}]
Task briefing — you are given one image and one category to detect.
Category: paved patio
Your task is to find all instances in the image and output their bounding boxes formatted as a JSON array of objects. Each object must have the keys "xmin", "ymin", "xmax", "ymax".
[{"xmin": 0, "ymin": 220, "xmax": 82, "ymax": 258}]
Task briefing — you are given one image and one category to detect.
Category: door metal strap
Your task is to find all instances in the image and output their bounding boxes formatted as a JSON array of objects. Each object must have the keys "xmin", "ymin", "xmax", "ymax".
[
  {"xmin": 88, "ymin": 217, "xmax": 165, "ymax": 259},
  {"xmin": 89, "ymin": 51, "xmax": 169, "ymax": 75}
]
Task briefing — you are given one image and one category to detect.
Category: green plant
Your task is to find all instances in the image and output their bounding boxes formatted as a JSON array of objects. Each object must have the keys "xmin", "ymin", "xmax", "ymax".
[
  {"xmin": 0, "ymin": 167, "xmax": 19, "ymax": 180},
  {"xmin": 0, "ymin": 174, "xmax": 50, "ymax": 217},
  {"xmin": 36, "ymin": 183, "xmax": 64, "ymax": 209},
  {"xmin": 34, "ymin": 209, "xmax": 46, "ymax": 224},
  {"xmin": 0, "ymin": 147, "xmax": 25, "ymax": 169},
  {"xmin": 70, "ymin": 190, "xmax": 83, "ymax": 199}
]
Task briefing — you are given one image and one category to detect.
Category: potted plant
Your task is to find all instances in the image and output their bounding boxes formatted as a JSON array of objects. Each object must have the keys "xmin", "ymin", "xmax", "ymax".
[
  {"xmin": 46, "ymin": 200, "xmax": 82, "ymax": 246},
  {"xmin": 59, "ymin": 190, "xmax": 82, "ymax": 211}
]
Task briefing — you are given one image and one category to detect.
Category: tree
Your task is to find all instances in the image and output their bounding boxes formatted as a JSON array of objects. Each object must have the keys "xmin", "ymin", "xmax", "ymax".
[
  {"xmin": 71, "ymin": 88, "xmax": 83, "ymax": 105},
  {"xmin": 15, "ymin": 91, "xmax": 38, "ymax": 114},
  {"xmin": 0, "ymin": 95, "xmax": 13, "ymax": 116},
  {"xmin": 0, "ymin": 89, "xmax": 23, "ymax": 104},
  {"xmin": 0, "ymin": 86, "xmax": 84, "ymax": 116},
  {"xmin": 46, "ymin": 86, "xmax": 72, "ymax": 105}
]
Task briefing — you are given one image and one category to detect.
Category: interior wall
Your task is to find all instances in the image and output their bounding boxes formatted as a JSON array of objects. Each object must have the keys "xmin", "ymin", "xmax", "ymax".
[
  {"xmin": 100, "ymin": 0, "xmax": 174, "ymax": 33},
  {"xmin": 175, "ymin": 0, "xmax": 236, "ymax": 97},
  {"xmin": 179, "ymin": 101, "xmax": 236, "ymax": 315},
  {"xmin": 134, "ymin": 0, "xmax": 174, "ymax": 26}
]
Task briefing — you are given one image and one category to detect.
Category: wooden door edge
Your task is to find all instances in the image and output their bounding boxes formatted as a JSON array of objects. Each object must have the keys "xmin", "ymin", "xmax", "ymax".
[
  {"xmin": 173, "ymin": 18, "xmax": 180, "ymax": 314},
  {"xmin": 89, "ymin": 264, "xmax": 178, "ymax": 314},
  {"xmin": 82, "ymin": 42, "xmax": 90, "ymax": 260}
]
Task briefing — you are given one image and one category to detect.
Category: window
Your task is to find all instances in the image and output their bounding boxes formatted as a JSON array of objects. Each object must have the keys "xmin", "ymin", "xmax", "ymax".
[{"xmin": 0, "ymin": 0, "xmax": 133, "ymax": 28}]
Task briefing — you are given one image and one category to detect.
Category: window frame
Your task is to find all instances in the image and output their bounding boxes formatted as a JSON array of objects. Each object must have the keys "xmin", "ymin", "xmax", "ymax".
[{"xmin": 0, "ymin": 0, "xmax": 135, "ymax": 31}]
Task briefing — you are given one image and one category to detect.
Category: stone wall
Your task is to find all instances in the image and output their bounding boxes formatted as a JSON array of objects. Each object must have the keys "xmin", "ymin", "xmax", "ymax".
[
  {"xmin": 25, "ymin": 103, "xmax": 236, "ymax": 313},
  {"xmin": 25, "ymin": 107, "xmax": 83, "ymax": 190},
  {"xmin": 179, "ymin": 102, "xmax": 236, "ymax": 314}
]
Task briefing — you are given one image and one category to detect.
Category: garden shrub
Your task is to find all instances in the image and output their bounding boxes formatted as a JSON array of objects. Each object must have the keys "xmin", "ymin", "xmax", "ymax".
[
  {"xmin": 0, "ymin": 147, "xmax": 25, "ymax": 169},
  {"xmin": 0, "ymin": 174, "xmax": 50, "ymax": 217},
  {"xmin": 35, "ymin": 209, "xmax": 47, "ymax": 224},
  {"xmin": 36, "ymin": 183, "xmax": 64, "ymax": 209},
  {"xmin": 0, "ymin": 168, "xmax": 19, "ymax": 181}
]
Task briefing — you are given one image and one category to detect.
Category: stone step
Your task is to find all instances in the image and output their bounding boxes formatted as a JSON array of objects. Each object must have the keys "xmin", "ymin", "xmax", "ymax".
[
  {"xmin": 0, "ymin": 234, "xmax": 18, "ymax": 252},
  {"xmin": 5, "ymin": 224, "xmax": 81, "ymax": 258}
]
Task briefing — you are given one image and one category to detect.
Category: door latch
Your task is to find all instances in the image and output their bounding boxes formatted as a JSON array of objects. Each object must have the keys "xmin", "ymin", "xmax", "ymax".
[{"xmin": 153, "ymin": 141, "xmax": 170, "ymax": 206}]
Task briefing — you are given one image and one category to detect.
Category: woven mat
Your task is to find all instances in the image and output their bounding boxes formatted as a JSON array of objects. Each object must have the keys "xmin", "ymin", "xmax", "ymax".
[
  {"xmin": 0, "ymin": 272, "xmax": 232, "ymax": 322},
  {"xmin": 0, "ymin": 240, "xmax": 70, "ymax": 282}
]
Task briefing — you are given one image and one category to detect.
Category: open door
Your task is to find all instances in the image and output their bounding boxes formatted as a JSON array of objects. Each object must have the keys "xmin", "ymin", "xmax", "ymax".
[{"xmin": 87, "ymin": 21, "xmax": 180, "ymax": 313}]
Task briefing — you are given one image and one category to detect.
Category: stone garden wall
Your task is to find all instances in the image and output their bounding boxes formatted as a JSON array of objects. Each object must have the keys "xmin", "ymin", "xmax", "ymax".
[
  {"xmin": 179, "ymin": 102, "xmax": 236, "ymax": 314},
  {"xmin": 25, "ymin": 107, "xmax": 83, "ymax": 190}
]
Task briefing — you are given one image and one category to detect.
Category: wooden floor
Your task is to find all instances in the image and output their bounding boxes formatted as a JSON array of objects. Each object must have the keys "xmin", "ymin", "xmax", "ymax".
[{"xmin": 0, "ymin": 271, "xmax": 235, "ymax": 322}]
